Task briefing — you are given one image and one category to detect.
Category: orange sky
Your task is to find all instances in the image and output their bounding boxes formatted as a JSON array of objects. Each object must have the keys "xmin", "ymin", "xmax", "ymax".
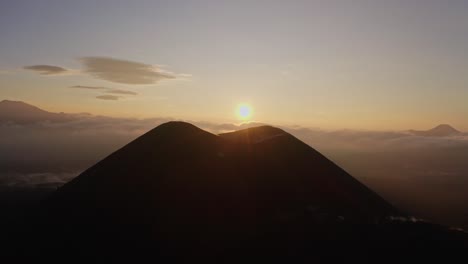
[{"xmin": 1, "ymin": 1, "xmax": 468, "ymax": 131}]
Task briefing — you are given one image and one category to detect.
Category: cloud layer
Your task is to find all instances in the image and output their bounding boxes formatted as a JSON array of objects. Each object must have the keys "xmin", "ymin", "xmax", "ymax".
[
  {"xmin": 105, "ymin": 89, "xmax": 138, "ymax": 95},
  {"xmin": 23, "ymin": 65, "xmax": 68, "ymax": 75},
  {"xmin": 96, "ymin": 95, "xmax": 120, "ymax": 100},
  {"xmin": 80, "ymin": 57, "xmax": 176, "ymax": 85},
  {"xmin": 70, "ymin": 85, "xmax": 137, "ymax": 97},
  {"xmin": 23, "ymin": 57, "xmax": 182, "ymax": 86},
  {"xmin": 2, "ymin": 108, "xmax": 468, "ymax": 229},
  {"xmin": 70, "ymin": 85, "xmax": 107, "ymax": 90}
]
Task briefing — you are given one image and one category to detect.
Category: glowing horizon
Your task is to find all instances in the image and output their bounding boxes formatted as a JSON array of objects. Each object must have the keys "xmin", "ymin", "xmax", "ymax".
[{"xmin": 2, "ymin": 1, "xmax": 468, "ymax": 131}]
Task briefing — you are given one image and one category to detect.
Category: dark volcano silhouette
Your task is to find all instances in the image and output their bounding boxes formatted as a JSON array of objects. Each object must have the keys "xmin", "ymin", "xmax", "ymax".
[
  {"xmin": 55, "ymin": 122, "xmax": 396, "ymax": 218},
  {"xmin": 409, "ymin": 124, "xmax": 461, "ymax": 137},
  {"xmin": 8, "ymin": 122, "xmax": 468, "ymax": 261}
]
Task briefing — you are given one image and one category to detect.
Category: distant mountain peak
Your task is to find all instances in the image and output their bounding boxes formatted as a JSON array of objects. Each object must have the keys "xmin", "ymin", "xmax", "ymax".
[
  {"xmin": 1, "ymin": 99, "xmax": 37, "ymax": 107},
  {"xmin": 0, "ymin": 99, "xmax": 47, "ymax": 113},
  {"xmin": 431, "ymin": 124, "xmax": 460, "ymax": 133},
  {"xmin": 1, "ymin": 99, "xmax": 19, "ymax": 103},
  {"xmin": 409, "ymin": 124, "xmax": 461, "ymax": 137},
  {"xmin": 219, "ymin": 125, "xmax": 288, "ymax": 144},
  {"xmin": 225, "ymin": 125, "xmax": 286, "ymax": 137},
  {"xmin": 145, "ymin": 121, "xmax": 215, "ymax": 139},
  {"xmin": 155, "ymin": 121, "xmax": 202, "ymax": 131},
  {"xmin": 0, "ymin": 99, "xmax": 72, "ymax": 124}
]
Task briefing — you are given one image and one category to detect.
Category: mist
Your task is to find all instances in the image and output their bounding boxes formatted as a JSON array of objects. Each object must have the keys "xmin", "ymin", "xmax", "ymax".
[{"xmin": 1, "ymin": 113, "xmax": 468, "ymax": 229}]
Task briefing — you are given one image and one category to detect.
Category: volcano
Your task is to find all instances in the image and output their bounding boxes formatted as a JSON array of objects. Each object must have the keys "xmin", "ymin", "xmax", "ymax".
[
  {"xmin": 0, "ymin": 100, "xmax": 73, "ymax": 124},
  {"xmin": 409, "ymin": 124, "xmax": 461, "ymax": 137},
  {"xmin": 9, "ymin": 122, "xmax": 468, "ymax": 261}
]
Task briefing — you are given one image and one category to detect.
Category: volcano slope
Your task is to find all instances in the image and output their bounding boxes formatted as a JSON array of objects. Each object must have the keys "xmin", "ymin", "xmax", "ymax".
[{"xmin": 9, "ymin": 122, "xmax": 468, "ymax": 262}]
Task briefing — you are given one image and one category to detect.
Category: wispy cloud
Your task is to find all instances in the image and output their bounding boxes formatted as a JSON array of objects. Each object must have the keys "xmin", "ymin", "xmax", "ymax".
[
  {"xmin": 105, "ymin": 89, "xmax": 138, "ymax": 95},
  {"xmin": 80, "ymin": 57, "xmax": 176, "ymax": 85},
  {"xmin": 96, "ymin": 95, "xmax": 120, "ymax": 101},
  {"xmin": 70, "ymin": 85, "xmax": 107, "ymax": 90},
  {"xmin": 22, "ymin": 57, "xmax": 184, "ymax": 85},
  {"xmin": 70, "ymin": 85, "xmax": 137, "ymax": 97},
  {"xmin": 23, "ymin": 65, "xmax": 68, "ymax": 75}
]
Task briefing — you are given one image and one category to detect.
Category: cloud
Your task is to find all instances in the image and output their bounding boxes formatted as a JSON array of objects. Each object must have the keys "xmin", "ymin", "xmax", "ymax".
[
  {"xmin": 96, "ymin": 95, "xmax": 120, "ymax": 100},
  {"xmin": 105, "ymin": 89, "xmax": 137, "ymax": 95},
  {"xmin": 70, "ymin": 85, "xmax": 107, "ymax": 90},
  {"xmin": 22, "ymin": 57, "xmax": 183, "ymax": 84},
  {"xmin": 2, "ymin": 111, "xmax": 468, "ymax": 229},
  {"xmin": 70, "ymin": 85, "xmax": 137, "ymax": 95},
  {"xmin": 79, "ymin": 57, "xmax": 176, "ymax": 85},
  {"xmin": 23, "ymin": 65, "xmax": 68, "ymax": 75}
]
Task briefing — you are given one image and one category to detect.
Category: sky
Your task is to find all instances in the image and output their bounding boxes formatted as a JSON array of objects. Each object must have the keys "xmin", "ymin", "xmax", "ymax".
[{"xmin": 1, "ymin": 0, "xmax": 468, "ymax": 130}]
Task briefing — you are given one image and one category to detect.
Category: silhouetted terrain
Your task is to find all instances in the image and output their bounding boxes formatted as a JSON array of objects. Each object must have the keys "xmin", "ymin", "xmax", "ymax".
[
  {"xmin": 0, "ymin": 100, "xmax": 74, "ymax": 124},
  {"xmin": 5, "ymin": 122, "xmax": 467, "ymax": 262},
  {"xmin": 2, "ymin": 101, "xmax": 468, "ymax": 232},
  {"xmin": 328, "ymin": 148, "xmax": 468, "ymax": 230},
  {"xmin": 409, "ymin": 124, "xmax": 462, "ymax": 137}
]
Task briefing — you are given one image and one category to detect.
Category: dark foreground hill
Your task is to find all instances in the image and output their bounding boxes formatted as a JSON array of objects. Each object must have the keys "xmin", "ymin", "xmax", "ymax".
[{"xmin": 5, "ymin": 122, "xmax": 468, "ymax": 262}]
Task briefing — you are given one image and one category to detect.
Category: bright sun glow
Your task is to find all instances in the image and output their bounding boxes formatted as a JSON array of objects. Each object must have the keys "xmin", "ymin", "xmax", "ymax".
[{"xmin": 236, "ymin": 104, "xmax": 252, "ymax": 120}]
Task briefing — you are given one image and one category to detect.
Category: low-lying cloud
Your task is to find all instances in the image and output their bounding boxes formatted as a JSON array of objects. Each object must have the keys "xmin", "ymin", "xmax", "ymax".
[
  {"xmin": 70, "ymin": 85, "xmax": 107, "ymax": 90},
  {"xmin": 70, "ymin": 85, "xmax": 137, "ymax": 95},
  {"xmin": 96, "ymin": 95, "xmax": 120, "ymax": 101},
  {"xmin": 80, "ymin": 57, "xmax": 176, "ymax": 85},
  {"xmin": 105, "ymin": 89, "xmax": 138, "ymax": 95},
  {"xmin": 1, "ymin": 110, "xmax": 468, "ymax": 229},
  {"xmin": 23, "ymin": 65, "xmax": 68, "ymax": 75}
]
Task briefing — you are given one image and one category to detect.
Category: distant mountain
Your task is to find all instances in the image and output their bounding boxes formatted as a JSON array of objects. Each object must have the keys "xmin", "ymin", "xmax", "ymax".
[
  {"xmin": 7, "ymin": 122, "xmax": 467, "ymax": 261},
  {"xmin": 409, "ymin": 124, "xmax": 462, "ymax": 137},
  {"xmin": 0, "ymin": 100, "xmax": 73, "ymax": 124}
]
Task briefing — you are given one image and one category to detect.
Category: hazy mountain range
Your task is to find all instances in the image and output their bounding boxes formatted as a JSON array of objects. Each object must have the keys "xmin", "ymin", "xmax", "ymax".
[{"xmin": 1, "ymin": 100, "xmax": 466, "ymax": 136}]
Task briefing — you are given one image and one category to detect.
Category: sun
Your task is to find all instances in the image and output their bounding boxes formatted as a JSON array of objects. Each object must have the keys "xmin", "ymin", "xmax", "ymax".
[{"xmin": 236, "ymin": 104, "xmax": 252, "ymax": 120}]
